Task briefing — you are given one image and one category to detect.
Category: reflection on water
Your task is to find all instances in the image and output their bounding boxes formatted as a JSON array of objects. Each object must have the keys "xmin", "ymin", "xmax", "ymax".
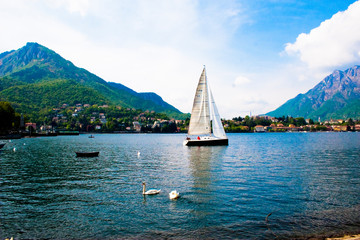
[
  {"xmin": 188, "ymin": 146, "xmax": 226, "ymax": 193},
  {"xmin": 0, "ymin": 132, "xmax": 360, "ymax": 239},
  {"xmin": 187, "ymin": 146, "xmax": 227, "ymax": 228}
]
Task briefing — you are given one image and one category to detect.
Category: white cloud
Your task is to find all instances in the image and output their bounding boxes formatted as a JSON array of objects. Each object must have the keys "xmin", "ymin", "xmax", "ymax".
[
  {"xmin": 285, "ymin": 0, "xmax": 360, "ymax": 70},
  {"xmin": 0, "ymin": 0, "xmax": 265, "ymax": 117},
  {"xmin": 66, "ymin": 0, "xmax": 89, "ymax": 16},
  {"xmin": 233, "ymin": 75, "xmax": 251, "ymax": 87},
  {"xmin": 0, "ymin": 1, "xmax": 89, "ymax": 54},
  {"xmin": 47, "ymin": 0, "xmax": 90, "ymax": 16}
]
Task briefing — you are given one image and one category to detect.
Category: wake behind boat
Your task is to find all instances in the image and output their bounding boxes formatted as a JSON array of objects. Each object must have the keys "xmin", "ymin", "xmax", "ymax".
[{"xmin": 184, "ymin": 66, "xmax": 228, "ymax": 146}]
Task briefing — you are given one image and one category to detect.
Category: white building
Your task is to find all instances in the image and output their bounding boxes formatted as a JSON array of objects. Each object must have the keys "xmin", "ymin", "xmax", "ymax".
[{"xmin": 254, "ymin": 125, "xmax": 265, "ymax": 132}]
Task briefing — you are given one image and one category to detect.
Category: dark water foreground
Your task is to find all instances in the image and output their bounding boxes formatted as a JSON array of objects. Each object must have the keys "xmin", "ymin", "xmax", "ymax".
[{"xmin": 0, "ymin": 132, "xmax": 359, "ymax": 239}]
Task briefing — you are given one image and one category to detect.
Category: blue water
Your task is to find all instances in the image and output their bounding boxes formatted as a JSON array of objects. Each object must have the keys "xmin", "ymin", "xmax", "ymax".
[{"xmin": 0, "ymin": 132, "xmax": 360, "ymax": 239}]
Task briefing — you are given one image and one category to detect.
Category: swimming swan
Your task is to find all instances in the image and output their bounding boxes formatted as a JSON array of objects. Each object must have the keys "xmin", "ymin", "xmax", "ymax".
[
  {"xmin": 169, "ymin": 190, "xmax": 180, "ymax": 199},
  {"xmin": 142, "ymin": 182, "xmax": 161, "ymax": 195}
]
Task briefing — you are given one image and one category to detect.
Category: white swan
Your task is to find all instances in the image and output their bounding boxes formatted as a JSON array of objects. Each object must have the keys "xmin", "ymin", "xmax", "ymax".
[
  {"xmin": 142, "ymin": 182, "xmax": 161, "ymax": 195},
  {"xmin": 169, "ymin": 190, "xmax": 180, "ymax": 200}
]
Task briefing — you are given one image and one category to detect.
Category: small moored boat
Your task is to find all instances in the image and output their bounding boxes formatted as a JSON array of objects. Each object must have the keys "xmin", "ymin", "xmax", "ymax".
[{"xmin": 75, "ymin": 151, "xmax": 99, "ymax": 157}]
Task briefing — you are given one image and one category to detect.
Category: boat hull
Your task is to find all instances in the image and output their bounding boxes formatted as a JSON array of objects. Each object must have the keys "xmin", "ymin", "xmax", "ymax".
[
  {"xmin": 0, "ymin": 143, "xmax": 5, "ymax": 149},
  {"xmin": 75, "ymin": 151, "xmax": 99, "ymax": 157},
  {"xmin": 184, "ymin": 138, "xmax": 228, "ymax": 146}
]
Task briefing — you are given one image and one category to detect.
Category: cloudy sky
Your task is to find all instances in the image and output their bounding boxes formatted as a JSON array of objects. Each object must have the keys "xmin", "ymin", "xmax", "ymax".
[{"xmin": 1, "ymin": 0, "xmax": 360, "ymax": 118}]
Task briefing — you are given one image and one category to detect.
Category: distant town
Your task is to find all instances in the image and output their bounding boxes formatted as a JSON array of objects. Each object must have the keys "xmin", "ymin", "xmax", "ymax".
[{"xmin": 1, "ymin": 101, "xmax": 360, "ymax": 138}]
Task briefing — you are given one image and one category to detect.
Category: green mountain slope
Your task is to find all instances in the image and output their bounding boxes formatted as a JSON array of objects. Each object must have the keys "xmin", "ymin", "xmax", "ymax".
[
  {"xmin": 0, "ymin": 42, "xmax": 185, "ymax": 119},
  {"xmin": 1, "ymin": 79, "xmax": 109, "ymax": 114},
  {"xmin": 267, "ymin": 65, "xmax": 360, "ymax": 120}
]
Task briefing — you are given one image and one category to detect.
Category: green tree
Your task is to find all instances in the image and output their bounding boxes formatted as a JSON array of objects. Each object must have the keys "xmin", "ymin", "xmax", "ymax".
[
  {"xmin": 0, "ymin": 101, "xmax": 16, "ymax": 133},
  {"xmin": 295, "ymin": 117, "xmax": 307, "ymax": 127},
  {"xmin": 348, "ymin": 118, "xmax": 355, "ymax": 126},
  {"xmin": 161, "ymin": 121, "xmax": 177, "ymax": 133},
  {"xmin": 243, "ymin": 115, "xmax": 256, "ymax": 128}
]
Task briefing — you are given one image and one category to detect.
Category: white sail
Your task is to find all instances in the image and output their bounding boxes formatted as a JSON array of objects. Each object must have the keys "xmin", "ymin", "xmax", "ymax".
[
  {"xmin": 209, "ymin": 87, "xmax": 227, "ymax": 138},
  {"xmin": 185, "ymin": 66, "xmax": 228, "ymax": 146},
  {"xmin": 188, "ymin": 68, "xmax": 211, "ymax": 136}
]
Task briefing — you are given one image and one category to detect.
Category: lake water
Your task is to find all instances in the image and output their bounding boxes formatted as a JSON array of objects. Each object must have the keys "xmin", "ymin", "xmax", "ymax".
[{"xmin": 0, "ymin": 132, "xmax": 360, "ymax": 239}]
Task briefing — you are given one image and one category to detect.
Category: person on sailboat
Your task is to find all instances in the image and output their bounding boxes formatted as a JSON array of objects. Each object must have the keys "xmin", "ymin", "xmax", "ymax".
[{"xmin": 197, "ymin": 136, "xmax": 200, "ymax": 140}]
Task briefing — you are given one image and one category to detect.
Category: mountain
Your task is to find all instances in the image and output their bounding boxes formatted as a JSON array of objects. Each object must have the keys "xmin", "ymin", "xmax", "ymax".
[
  {"xmin": 108, "ymin": 82, "xmax": 177, "ymax": 109},
  {"xmin": 0, "ymin": 42, "xmax": 185, "ymax": 119},
  {"xmin": 267, "ymin": 65, "xmax": 360, "ymax": 120}
]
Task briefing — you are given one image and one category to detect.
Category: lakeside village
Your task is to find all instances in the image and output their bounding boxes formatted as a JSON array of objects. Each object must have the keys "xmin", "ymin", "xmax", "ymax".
[{"xmin": 1, "ymin": 102, "xmax": 360, "ymax": 138}]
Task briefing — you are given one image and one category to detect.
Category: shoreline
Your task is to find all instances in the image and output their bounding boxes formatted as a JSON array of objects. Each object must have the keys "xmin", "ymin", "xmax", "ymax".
[{"xmin": 327, "ymin": 234, "xmax": 360, "ymax": 240}]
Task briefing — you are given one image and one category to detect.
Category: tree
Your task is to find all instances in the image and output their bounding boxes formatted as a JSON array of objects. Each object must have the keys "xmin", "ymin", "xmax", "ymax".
[
  {"xmin": 295, "ymin": 117, "xmax": 307, "ymax": 127},
  {"xmin": 232, "ymin": 116, "xmax": 243, "ymax": 122},
  {"xmin": 243, "ymin": 115, "xmax": 255, "ymax": 128},
  {"xmin": 0, "ymin": 101, "xmax": 16, "ymax": 133}
]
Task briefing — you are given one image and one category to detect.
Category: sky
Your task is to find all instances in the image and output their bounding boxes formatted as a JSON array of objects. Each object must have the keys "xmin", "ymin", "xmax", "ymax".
[{"xmin": 1, "ymin": 0, "xmax": 360, "ymax": 119}]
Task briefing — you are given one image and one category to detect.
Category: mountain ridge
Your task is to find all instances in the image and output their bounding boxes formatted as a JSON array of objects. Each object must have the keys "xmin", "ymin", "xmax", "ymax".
[
  {"xmin": 0, "ymin": 42, "xmax": 185, "ymax": 119},
  {"xmin": 266, "ymin": 65, "xmax": 360, "ymax": 120}
]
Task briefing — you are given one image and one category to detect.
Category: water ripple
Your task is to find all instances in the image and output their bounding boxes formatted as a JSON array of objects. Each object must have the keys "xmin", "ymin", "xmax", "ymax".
[{"xmin": 0, "ymin": 132, "xmax": 359, "ymax": 239}]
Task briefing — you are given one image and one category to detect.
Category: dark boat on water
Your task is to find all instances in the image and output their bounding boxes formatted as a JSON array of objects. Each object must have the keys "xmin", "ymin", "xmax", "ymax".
[
  {"xmin": 75, "ymin": 151, "xmax": 99, "ymax": 157},
  {"xmin": 0, "ymin": 143, "xmax": 5, "ymax": 149}
]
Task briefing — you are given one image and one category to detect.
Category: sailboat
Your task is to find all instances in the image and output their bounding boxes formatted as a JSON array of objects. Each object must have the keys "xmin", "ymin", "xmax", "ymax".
[{"xmin": 184, "ymin": 66, "xmax": 228, "ymax": 146}]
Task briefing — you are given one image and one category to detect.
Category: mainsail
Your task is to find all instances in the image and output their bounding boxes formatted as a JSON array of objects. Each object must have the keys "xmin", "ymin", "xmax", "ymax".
[
  {"xmin": 209, "ymin": 87, "xmax": 226, "ymax": 138},
  {"xmin": 188, "ymin": 68, "xmax": 211, "ymax": 135}
]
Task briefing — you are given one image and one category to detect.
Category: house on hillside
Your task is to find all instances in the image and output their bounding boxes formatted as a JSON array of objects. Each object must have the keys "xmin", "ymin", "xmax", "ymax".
[
  {"xmin": 332, "ymin": 125, "xmax": 348, "ymax": 132},
  {"xmin": 331, "ymin": 125, "xmax": 348, "ymax": 132},
  {"xmin": 133, "ymin": 122, "xmax": 141, "ymax": 132},
  {"xmin": 152, "ymin": 121, "xmax": 161, "ymax": 129},
  {"xmin": 254, "ymin": 125, "xmax": 265, "ymax": 132},
  {"xmin": 288, "ymin": 124, "xmax": 300, "ymax": 132}
]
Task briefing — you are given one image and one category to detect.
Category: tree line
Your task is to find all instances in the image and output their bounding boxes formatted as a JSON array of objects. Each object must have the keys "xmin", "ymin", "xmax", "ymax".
[{"xmin": 1, "ymin": 101, "xmax": 359, "ymax": 135}]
